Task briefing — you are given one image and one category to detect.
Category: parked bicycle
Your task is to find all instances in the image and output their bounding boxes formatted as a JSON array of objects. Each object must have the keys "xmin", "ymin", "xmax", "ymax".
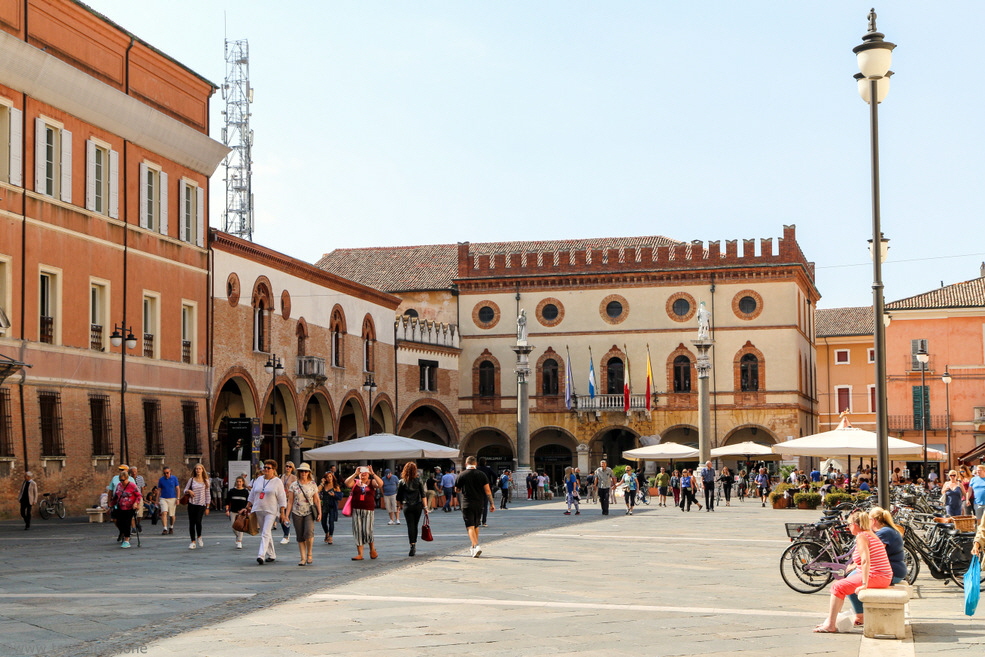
[
  {"xmin": 38, "ymin": 492, "xmax": 67, "ymax": 519},
  {"xmin": 900, "ymin": 518, "xmax": 985, "ymax": 589}
]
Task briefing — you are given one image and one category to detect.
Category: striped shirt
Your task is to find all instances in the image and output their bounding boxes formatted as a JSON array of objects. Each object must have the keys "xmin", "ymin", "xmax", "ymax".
[{"xmin": 853, "ymin": 530, "xmax": 893, "ymax": 579}]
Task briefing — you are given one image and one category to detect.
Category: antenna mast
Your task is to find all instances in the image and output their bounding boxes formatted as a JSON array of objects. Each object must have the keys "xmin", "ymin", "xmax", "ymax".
[{"xmin": 221, "ymin": 39, "xmax": 254, "ymax": 241}]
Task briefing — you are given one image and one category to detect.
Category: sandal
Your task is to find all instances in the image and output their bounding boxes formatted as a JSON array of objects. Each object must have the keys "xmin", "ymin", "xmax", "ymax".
[
  {"xmin": 351, "ymin": 555, "xmax": 363, "ymax": 560},
  {"xmin": 812, "ymin": 625, "xmax": 838, "ymax": 634},
  {"xmin": 370, "ymin": 550, "xmax": 378, "ymax": 559},
  {"xmin": 307, "ymin": 558, "xmax": 313, "ymax": 564},
  {"xmin": 298, "ymin": 561, "xmax": 306, "ymax": 566}
]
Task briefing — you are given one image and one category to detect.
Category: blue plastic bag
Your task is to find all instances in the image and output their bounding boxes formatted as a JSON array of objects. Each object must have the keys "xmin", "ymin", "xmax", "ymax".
[{"xmin": 965, "ymin": 554, "xmax": 980, "ymax": 616}]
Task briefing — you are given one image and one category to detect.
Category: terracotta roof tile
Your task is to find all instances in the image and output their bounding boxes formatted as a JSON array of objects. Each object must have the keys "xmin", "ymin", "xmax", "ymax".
[
  {"xmin": 816, "ymin": 306, "xmax": 874, "ymax": 337},
  {"xmin": 886, "ymin": 277, "xmax": 985, "ymax": 311},
  {"xmin": 315, "ymin": 236, "xmax": 681, "ymax": 292}
]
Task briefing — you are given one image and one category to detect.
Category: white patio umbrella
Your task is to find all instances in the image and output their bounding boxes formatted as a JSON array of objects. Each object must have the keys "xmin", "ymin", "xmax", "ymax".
[
  {"xmin": 623, "ymin": 442, "xmax": 699, "ymax": 460},
  {"xmin": 303, "ymin": 433, "xmax": 460, "ymax": 461},
  {"xmin": 711, "ymin": 441, "xmax": 779, "ymax": 460}
]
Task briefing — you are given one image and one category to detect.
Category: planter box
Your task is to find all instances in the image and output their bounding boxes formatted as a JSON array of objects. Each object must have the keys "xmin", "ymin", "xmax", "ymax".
[{"xmin": 772, "ymin": 497, "xmax": 789, "ymax": 509}]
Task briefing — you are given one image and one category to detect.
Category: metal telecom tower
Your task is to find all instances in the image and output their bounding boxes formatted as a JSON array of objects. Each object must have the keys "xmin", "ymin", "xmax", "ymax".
[{"xmin": 221, "ymin": 39, "xmax": 254, "ymax": 241}]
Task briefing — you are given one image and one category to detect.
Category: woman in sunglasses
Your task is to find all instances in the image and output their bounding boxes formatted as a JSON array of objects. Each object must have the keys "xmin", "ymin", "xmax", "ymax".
[
  {"xmin": 941, "ymin": 470, "xmax": 964, "ymax": 518},
  {"xmin": 242, "ymin": 460, "xmax": 287, "ymax": 565}
]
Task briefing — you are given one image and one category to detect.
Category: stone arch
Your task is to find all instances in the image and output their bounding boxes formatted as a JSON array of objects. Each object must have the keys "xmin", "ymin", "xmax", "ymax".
[
  {"xmin": 337, "ymin": 391, "xmax": 366, "ymax": 441},
  {"xmin": 300, "ymin": 388, "xmax": 335, "ymax": 446},
  {"xmin": 397, "ymin": 398, "xmax": 460, "ymax": 447},
  {"xmin": 461, "ymin": 427, "xmax": 514, "ymax": 465},
  {"xmin": 212, "ymin": 368, "xmax": 260, "ymax": 430},
  {"xmin": 587, "ymin": 424, "xmax": 641, "ymax": 467},
  {"xmin": 369, "ymin": 392, "xmax": 395, "ymax": 434},
  {"xmin": 721, "ymin": 424, "xmax": 778, "ymax": 446},
  {"xmin": 531, "ymin": 426, "xmax": 579, "ymax": 485},
  {"xmin": 660, "ymin": 424, "xmax": 699, "ymax": 448}
]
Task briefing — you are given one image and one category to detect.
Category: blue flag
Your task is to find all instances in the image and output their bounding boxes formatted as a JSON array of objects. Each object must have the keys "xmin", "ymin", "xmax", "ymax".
[{"xmin": 588, "ymin": 355, "xmax": 596, "ymax": 399}]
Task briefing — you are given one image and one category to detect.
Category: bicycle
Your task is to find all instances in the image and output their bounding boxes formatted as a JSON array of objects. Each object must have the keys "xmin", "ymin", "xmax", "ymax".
[
  {"xmin": 38, "ymin": 492, "xmax": 67, "ymax": 519},
  {"xmin": 635, "ymin": 488, "xmax": 651, "ymax": 505},
  {"xmin": 900, "ymin": 518, "xmax": 985, "ymax": 589}
]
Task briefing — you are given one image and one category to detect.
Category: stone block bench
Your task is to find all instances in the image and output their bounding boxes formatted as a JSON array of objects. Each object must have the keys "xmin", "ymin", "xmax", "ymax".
[
  {"xmin": 86, "ymin": 507, "xmax": 107, "ymax": 523},
  {"xmin": 858, "ymin": 584, "xmax": 911, "ymax": 639}
]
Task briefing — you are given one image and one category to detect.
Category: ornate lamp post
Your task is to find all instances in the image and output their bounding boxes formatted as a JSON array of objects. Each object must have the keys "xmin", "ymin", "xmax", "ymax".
[
  {"xmin": 916, "ymin": 348, "xmax": 929, "ymax": 483},
  {"xmin": 854, "ymin": 8, "xmax": 896, "ymax": 506},
  {"xmin": 363, "ymin": 373, "xmax": 377, "ymax": 435},
  {"xmin": 110, "ymin": 324, "xmax": 137, "ymax": 464},
  {"xmin": 264, "ymin": 354, "xmax": 285, "ymax": 462},
  {"xmin": 942, "ymin": 369, "xmax": 952, "ymax": 471}
]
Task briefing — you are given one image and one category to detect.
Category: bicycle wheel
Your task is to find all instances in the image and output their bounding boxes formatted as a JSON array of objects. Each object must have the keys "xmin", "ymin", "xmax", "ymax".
[
  {"xmin": 780, "ymin": 540, "xmax": 833, "ymax": 594},
  {"xmin": 55, "ymin": 501, "xmax": 66, "ymax": 519},
  {"xmin": 638, "ymin": 492, "xmax": 650, "ymax": 506},
  {"xmin": 38, "ymin": 499, "xmax": 52, "ymax": 520},
  {"xmin": 903, "ymin": 545, "xmax": 920, "ymax": 584}
]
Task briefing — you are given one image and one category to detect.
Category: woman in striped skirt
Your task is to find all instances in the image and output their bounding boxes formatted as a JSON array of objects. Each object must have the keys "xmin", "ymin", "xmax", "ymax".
[{"xmin": 344, "ymin": 465, "xmax": 383, "ymax": 560}]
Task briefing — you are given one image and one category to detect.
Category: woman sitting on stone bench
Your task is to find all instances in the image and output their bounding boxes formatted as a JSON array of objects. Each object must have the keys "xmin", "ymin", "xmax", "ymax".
[{"xmin": 813, "ymin": 510, "xmax": 893, "ymax": 633}]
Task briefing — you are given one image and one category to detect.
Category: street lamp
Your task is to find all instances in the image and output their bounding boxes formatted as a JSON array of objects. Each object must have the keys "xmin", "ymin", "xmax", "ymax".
[
  {"xmin": 110, "ymin": 323, "xmax": 137, "ymax": 464},
  {"xmin": 854, "ymin": 8, "xmax": 896, "ymax": 506},
  {"xmin": 362, "ymin": 373, "xmax": 377, "ymax": 435},
  {"xmin": 942, "ymin": 368, "xmax": 952, "ymax": 471},
  {"xmin": 264, "ymin": 355, "xmax": 285, "ymax": 460},
  {"xmin": 916, "ymin": 349, "xmax": 929, "ymax": 485}
]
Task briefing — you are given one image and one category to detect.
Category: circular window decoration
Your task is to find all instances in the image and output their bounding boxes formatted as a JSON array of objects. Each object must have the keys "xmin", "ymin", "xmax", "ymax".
[
  {"xmin": 472, "ymin": 300, "xmax": 501, "ymax": 329},
  {"xmin": 536, "ymin": 297, "xmax": 564, "ymax": 327},
  {"xmin": 732, "ymin": 289, "xmax": 764, "ymax": 320},
  {"xmin": 225, "ymin": 273, "xmax": 241, "ymax": 307},
  {"xmin": 280, "ymin": 290, "xmax": 292, "ymax": 320},
  {"xmin": 666, "ymin": 292, "xmax": 696, "ymax": 323},
  {"xmin": 599, "ymin": 294, "xmax": 629, "ymax": 325},
  {"xmin": 403, "ymin": 308, "xmax": 419, "ymax": 318}
]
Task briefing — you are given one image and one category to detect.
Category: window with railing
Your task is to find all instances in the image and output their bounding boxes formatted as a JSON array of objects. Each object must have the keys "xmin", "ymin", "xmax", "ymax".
[
  {"xmin": 90, "ymin": 324, "xmax": 104, "ymax": 351},
  {"xmin": 143, "ymin": 399, "xmax": 164, "ymax": 456},
  {"xmin": 673, "ymin": 355, "xmax": 692, "ymax": 392},
  {"xmin": 0, "ymin": 387, "xmax": 13, "ymax": 457},
  {"xmin": 143, "ymin": 333, "xmax": 155, "ymax": 359},
  {"xmin": 181, "ymin": 401, "xmax": 200, "ymax": 454},
  {"xmin": 38, "ymin": 390, "xmax": 65, "ymax": 456},
  {"xmin": 89, "ymin": 394, "xmax": 113, "ymax": 456}
]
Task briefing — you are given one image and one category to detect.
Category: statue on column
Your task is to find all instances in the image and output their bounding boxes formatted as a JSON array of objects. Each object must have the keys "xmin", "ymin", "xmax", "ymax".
[
  {"xmin": 517, "ymin": 309, "xmax": 528, "ymax": 343},
  {"xmin": 697, "ymin": 301, "xmax": 711, "ymax": 340}
]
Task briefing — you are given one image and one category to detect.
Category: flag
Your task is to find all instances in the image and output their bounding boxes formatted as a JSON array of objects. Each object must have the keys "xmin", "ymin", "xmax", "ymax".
[
  {"xmin": 588, "ymin": 347, "xmax": 596, "ymax": 399},
  {"xmin": 645, "ymin": 345, "xmax": 653, "ymax": 411},
  {"xmin": 565, "ymin": 346, "xmax": 575, "ymax": 410},
  {"xmin": 623, "ymin": 344, "xmax": 631, "ymax": 412}
]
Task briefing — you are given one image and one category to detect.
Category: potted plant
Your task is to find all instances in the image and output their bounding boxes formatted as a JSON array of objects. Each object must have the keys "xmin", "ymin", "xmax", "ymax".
[
  {"xmin": 794, "ymin": 491, "xmax": 822, "ymax": 510},
  {"xmin": 769, "ymin": 483, "xmax": 792, "ymax": 509},
  {"xmin": 648, "ymin": 476, "xmax": 659, "ymax": 496},
  {"xmin": 824, "ymin": 491, "xmax": 852, "ymax": 508}
]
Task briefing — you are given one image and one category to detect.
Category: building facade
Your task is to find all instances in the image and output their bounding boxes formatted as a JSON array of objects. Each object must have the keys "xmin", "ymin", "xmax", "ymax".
[
  {"xmin": 816, "ymin": 306, "xmax": 876, "ymax": 432},
  {"xmin": 0, "ymin": 0, "xmax": 226, "ymax": 514},
  {"xmin": 319, "ymin": 225, "xmax": 821, "ymax": 480}
]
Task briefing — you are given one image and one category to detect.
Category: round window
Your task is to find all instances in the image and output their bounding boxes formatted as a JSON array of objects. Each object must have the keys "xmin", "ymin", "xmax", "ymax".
[
  {"xmin": 739, "ymin": 296, "xmax": 757, "ymax": 315},
  {"xmin": 672, "ymin": 298, "xmax": 691, "ymax": 317},
  {"xmin": 478, "ymin": 306, "xmax": 495, "ymax": 323},
  {"xmin": 606, "ymin": 300, "xmax": 623, "ymax": 319},
  {"xmin": 542, "ymin": 304, "xmax": 559, "ymax": 321},
  {"xmin": 403, "ymin": 308, "xmax": 419, "ymax": 318}
]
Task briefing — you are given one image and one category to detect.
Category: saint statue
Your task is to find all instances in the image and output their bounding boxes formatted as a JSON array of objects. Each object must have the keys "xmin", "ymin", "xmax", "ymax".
[
  {"xmin": 697, "ymin": 301, "xmax": 711, "ymax": 340},
  {"xmin": 517, "ymin": 309, "xmax": 528, "ymax": 343}
]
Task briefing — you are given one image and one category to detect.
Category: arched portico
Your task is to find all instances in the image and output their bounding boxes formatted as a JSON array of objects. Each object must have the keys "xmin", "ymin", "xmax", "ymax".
[
  {"xmin": 588, "ymin": 425, "xmax": 640, "ymax": 469},
  {"xmin": 531, "ymin": 427, "xmax": 578, "ymax": 486}
]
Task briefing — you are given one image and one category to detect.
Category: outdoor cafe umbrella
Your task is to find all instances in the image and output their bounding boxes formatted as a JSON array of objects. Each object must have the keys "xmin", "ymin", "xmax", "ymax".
[
  {"xmin": 303, "ymin": 433, "xmax": 460, "ymax": 461},
  {"xmin": 623, "ymin": 442, "xmax": 699, "ymax": 460},
  {"xmin": 710, "ymin": 441, "xmax": 779, "ymax": 461}
]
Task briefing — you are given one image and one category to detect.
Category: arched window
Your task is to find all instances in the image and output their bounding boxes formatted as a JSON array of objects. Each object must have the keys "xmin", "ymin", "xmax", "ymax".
[
  {"xmin": 478, "ymin": 361, "xmax": 496, "ymax": 397},
  {"xmin": 296, "ymin": 320, "xmax": 308, "ymax": 357},
  {"xmin": 330, "ymin": 307, "xmax": 346, "ymax": 368},
  {"xmin": 542, "ymin": 358, "xmax": 559, "ymax": 396},
  {"xmin": 606, "ymin": 357, "xmax": 624, "ymax": 395},
  {"xmin": 254, "ymin": 299, "xmax": 267, "ymax": 352},
  {"xmin": 740, "ymin": 354, "xmax": 759, "ymax": 391},
  {"xmin": 673, "ymin": 355, "xmax": 691, "ymax": 392}
]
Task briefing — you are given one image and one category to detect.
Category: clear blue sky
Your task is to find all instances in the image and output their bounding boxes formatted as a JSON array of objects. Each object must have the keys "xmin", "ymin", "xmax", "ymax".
[{"xmin": 83, "ymin": 1, "xmax": 985, "ymax": 309}]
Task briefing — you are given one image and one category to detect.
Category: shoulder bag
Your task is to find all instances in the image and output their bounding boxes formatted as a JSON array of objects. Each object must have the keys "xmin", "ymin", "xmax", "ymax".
[
  {"xmin": 421, "ymin": 511, "xmax": 434, "ymax": 542},
  {"xmin": 341, "ymin": 493, "xmax": 353, "ymax": 517}
]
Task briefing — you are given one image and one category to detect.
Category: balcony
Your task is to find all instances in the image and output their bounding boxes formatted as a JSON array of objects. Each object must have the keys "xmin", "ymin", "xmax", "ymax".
[
  {"xmin": 40, "ymin": 316, "xmax": 54, "ymax": 344},
  {"xmin": 395, "ymin": 315, "xmax": 459, "ymax": 349},
  {"xmin": 888, "ymin": 414, "xmax": 950, "ymax": 432},
  {"xmin": 297, "ymin": 355, "xmax": 327, "ymax": 380},
  {"xmin": 143, "ymin": 333, "xmax": 154, "ymax": 358},
  {"xmin": 90, "ymin": 324, "xmax": 104, "ymax": 350},
  {"xmin": 573, "ymin": 393, "xmax": 652, "ymax": 413},
  {"xmin": 181, "ymin": 340, "xmax": 192, "ymax": 364}
]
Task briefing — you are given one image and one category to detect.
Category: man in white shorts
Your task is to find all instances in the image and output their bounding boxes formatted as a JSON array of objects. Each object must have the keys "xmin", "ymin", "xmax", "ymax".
[{"xmin": 158, "ymin": 466, "xmax": 180, "ymax": 535}]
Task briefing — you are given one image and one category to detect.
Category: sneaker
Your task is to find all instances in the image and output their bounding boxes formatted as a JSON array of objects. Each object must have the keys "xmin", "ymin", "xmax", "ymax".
[
  {"xmin": 189, "ymin": 542, "xmax": 197, "ymax": 549},
  {"xmin": 629, "ymin": 510, "xmax": 633, "ymax": 515},
  {"xmin": 280, "ymin": 537, "xmax": 290, "ymax": 544},
  {"xmin": 121, "ymin": 541, "xmax": 131, "ymax": 548},
  {"xmin": 387, "ymin": 520, "xmax": 394, "ymax": 525},
  {"xmin": 563, "ymin": 511, "xmax": 571, "ymax": 515},
  {"xmin": 197, "ymin": 537, "xmax": 204, "ymax": 548},
  {"xmin": 468, "ymin": 545, "xmax": 476, "ymax": 557},
  {"xmin": 236, "ymin": 541, "xmax": 243, "ymax": 549},
  {"xmin": 161, "ymin": 529, "xmax": 169, "ymax": 536},
  {"xmin": 168, "ymin": 528, "xmax": 174, "ymax": 535},
  {"xmin": 472, "ymin": 545, "xmax": 482, "ymax": 558},
  {"xmin": 395, "ymin": 520, "xmax": 401, "ymax": 525},
  {"xmin": 575, "ymin": 511, "xmax": 580, "ymax": 515}
]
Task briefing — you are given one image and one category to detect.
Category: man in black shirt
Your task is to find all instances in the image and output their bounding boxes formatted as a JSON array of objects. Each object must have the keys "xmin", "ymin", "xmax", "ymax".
[
  {"xmin": 455, "ymin": 455, "xmax": 495, "ymax": 557},
  {"xmin": 477, "ymin": 457, "xmax": 497, "ymax": 527}
]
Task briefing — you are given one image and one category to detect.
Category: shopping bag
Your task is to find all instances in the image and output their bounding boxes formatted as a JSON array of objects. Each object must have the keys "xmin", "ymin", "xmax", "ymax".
[
  {"xmin": 965, "ymin": 554, "xmax": 980, "ymax": 616},
  {"xmin": 246, "ymin": 512, "xmax": 260, "ymax": 536},
  {"xmin": 421, "ymin": 512, "xmax": 434, "ymax": 542},
  {"xmin": 341, "ymin": 495, "xmax": 353, "ymax": 517},
  {"xmin": 835, "ymin": 610, "xmax": 855, "ymax": 633}
]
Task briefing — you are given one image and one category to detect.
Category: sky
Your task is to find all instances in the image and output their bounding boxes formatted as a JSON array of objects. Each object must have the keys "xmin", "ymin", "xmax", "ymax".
[{"xmin": 81, "ymin": 1, "xmax": 985, "ymax": 309}]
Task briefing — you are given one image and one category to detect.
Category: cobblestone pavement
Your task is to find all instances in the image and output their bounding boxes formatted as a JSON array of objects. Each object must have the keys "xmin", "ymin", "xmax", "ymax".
[{"xmin": 1, "ymin": 497, "xmax": 981, "ymax": 657}]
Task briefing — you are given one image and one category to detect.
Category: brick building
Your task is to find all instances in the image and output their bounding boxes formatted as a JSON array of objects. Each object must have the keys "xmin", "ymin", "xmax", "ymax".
[
  {"xmin": 0, "ymin": 0, "xmax": 226, "ymax": 514},
  {"xmin": 319, "ymin": 225, "xmax": 821, "ymax": 480}
]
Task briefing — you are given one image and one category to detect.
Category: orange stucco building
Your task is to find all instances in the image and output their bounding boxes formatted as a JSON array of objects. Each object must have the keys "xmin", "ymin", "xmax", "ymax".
[{"xmin": 0, "ymin": 0, "xmax": 227, "ymax": 514}]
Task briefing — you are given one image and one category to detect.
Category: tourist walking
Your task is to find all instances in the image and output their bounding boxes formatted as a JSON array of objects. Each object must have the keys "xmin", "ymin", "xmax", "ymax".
[
  {"xmin": 318, "ymin": 471, "xmax": 342, "ymax": 544},
  {"xmin": 425, "ymin": 469, "xmax": 439, "ymax": 511},
  {"xmin": 244, "ymin": 459, "xmax": 287, "ymax": 565},
  {"xmin": 382, "ymin": 468, "xmax": 401, "ymax": 525},
  {"xmin": 594, "ymin": 460, "xmax": 614, "ymax": 516},
  {"xmin": 755, "ymin": 467, "xmax": 771, "ymax": 507},
  {"xmin": 396, "ymin": 461, "xmax": 427, "ymax": 556},
  {"xmin": 441, "ymin": 467, "xmax": 457, "ymax": 512},
  {"xmin": 455, "ymin": 455, "xmax": 495, "ymax": 557},
  {"xmin": 737, "ymin": 469, "xmax": 748, "ymax": 501},
  {"xmin": 158, "ymin": 465, "xmax": 179, "ymax": 535},
  {"xmin": 279, "ymin": 462, "xmax": 298, "ymax": 544},
  {"xmin": 18, "ymin": 471, "xmax": 38, "ymax": 530},
  {"xmin": 718, "ymin": 467, "xmax": 734, "ymax": 507},
  {"xmin": 968, "ymin": 464, "xmax": 985, "ymax": 521},
  {"xmin": 563, "ymin": 466, "xmax": 580, "ymax": 515},
  {"xmin": 110, "ymin": 467, "xmax": 142, "ymax": 549},
  {"xmin": 478, "ymin": 458, "xmax": 497, "ymax": 526},
  {"xmin": 183, "ymin": 463, "xmax": 211, "ymax": 549},
  {"xmin": 679, "ymin": 469, "xmax": 700, "ymax": 512},
  {"xmin": 344, "ymin": 465, "xmax": 383, "ymax": 560},
  {"xmin": 287, "ymin": 463, "xmax": 321, "ymax": 566},
  {"xmin": 699, "ymin": 461, "xmax": 716, "ymax": 512},
  {"xmin": 621, "ymin": 465, "xmax": 638, "ymax": 515},
  {"xmin": 655, "ymin": 467, "xmax": 670, "ymax": 507},
  {"xmin": 670, "ymin": 469, "xmax": 681, "ymax": 506},
  {"xmin": 499, "ymin": 470, "xmax": 512, "ymax": 509},
  {"xmin": 224, "ymin": 476, "xmax": 250, "ymax": 549}
]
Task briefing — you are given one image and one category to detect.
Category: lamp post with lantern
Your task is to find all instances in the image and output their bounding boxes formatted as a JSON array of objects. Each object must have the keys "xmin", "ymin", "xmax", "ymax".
[
  {"xmin": 264, "ymin": 354, "xmax": 285, "ymax": 462},
  {"xmin": 110, "ymin": 324, "xmax": 137, "ymax": 464},
  {"xmin": 363, "ymin": 373, "xmax": 377, "ymax": 435},
  {"xmin": 853, "ymin": 8, "xmax": 896, "ymax": 506},
  {"xmin": 916, "ymin": 348, "xmax": 929, "ymax": 484}
]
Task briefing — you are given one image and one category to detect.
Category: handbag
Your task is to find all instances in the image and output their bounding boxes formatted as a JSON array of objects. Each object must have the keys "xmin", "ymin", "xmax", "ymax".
[
  {"xmin": 247, "ymin": 511, "xmax": 260, "ymax": 536},
  {"xmin": 341, "ymin": 494, "xmax": 353, "ymax": 517},
  {"xmin": 232, "ymin": 512, "xmax": 250, "ymax": 534},
  {"xmin": 965, "ymin": 554, "xmax": 980, "ymax": 616},
  {"xmin": 421, "ymin": 512, "xmax": 433, "ymax": 542},
  {"xmin": 179, "ymin": 490, "xmax": 192, "ymax": 506}
]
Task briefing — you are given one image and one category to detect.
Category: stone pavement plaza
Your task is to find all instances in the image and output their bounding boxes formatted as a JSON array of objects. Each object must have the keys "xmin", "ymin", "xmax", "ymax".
[{"xmin": 0, "ymin": 497, "xmax": 980, "ymax": 657}]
